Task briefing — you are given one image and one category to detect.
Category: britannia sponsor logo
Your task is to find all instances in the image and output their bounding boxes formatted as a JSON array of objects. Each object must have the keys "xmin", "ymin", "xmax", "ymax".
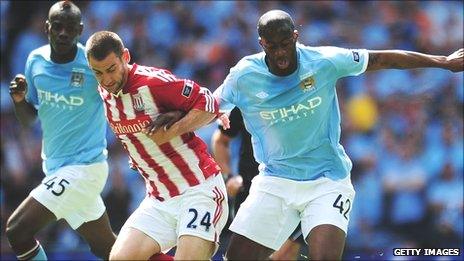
[{"xmin": 110, "ymin": 117, "xmax": 151, "ymax": 135}]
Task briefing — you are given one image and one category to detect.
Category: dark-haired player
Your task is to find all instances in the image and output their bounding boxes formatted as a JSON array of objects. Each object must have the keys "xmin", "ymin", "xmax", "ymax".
[
  {"xmin": 6, "ymin": 1, "xmax": 116, "ymax": 260},
  {"xmin": 85, "ymin": 30, "xmax": 228, "ymax": 260}
]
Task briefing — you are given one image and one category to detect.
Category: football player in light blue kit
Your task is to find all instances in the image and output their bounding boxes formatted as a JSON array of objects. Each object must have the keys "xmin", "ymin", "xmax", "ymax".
[
  {"xmin": 215, "ymin": 10, "xmax": 464, "ymax": 260},
  {"xmin": 6, "ymin": 1, "xmax": 116, "ymax": 260}
]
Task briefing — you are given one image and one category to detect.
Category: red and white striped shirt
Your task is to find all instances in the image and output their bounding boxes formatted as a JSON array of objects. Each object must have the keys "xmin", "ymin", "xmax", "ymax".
[{"xmin": 99, "ymin": 64, "xmax": 221, "ymax": 201}]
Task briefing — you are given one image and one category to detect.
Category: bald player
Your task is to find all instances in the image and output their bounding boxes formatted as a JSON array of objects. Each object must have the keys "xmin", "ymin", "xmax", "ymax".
[
  {"xmin": 214, "ymin": 9, "xmax": 463, "ymax": 260},
  {"xmin": 6, "ymin": 1, "xmax": 116, "ymax": 259}
]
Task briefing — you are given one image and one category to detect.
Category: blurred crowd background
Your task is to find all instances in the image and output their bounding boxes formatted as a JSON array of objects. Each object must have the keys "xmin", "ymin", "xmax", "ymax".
[{"xmin": 1, "ymin": 1, "xmax": 462, "ymax": 260}]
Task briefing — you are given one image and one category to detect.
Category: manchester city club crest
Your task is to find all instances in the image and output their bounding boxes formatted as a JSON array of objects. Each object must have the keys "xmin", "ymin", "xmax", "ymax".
[
  {"xmin": 131, "ymin": 94, "xmax": 145, "ymax": 111},
  {"xmin": 70, "ymin": 68, "xmax": 85, "ymax": 87},
  {"xmin": 299, "ymin": 75, "xmax": 315, "ymax": 92}
]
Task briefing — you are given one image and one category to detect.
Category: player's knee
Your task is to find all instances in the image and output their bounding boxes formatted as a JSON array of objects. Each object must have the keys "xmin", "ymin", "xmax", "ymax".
[
  {"xmin": 5, "ymin": 214, "xmax": 24, "ymax": 243},
  {"xmin": 5, "ymin": 217, "xmax": 15, "ymax": 241}
]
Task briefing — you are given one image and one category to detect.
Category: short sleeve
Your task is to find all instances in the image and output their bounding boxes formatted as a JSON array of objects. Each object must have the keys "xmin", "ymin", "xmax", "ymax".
[
  {"xmin": 24, "ymin": 54, "xmax": 39, "ymax": 108},
  {"xmin": 148, "ymin": 69, "xmax": 218, "ymax": 114},
  {"xmin": 213, "ymin": 65, "xmax": 239, "ymax": 113},
  {"xmin": 327, "ymin": 47, "xmax": 369, "ymax": 78}
]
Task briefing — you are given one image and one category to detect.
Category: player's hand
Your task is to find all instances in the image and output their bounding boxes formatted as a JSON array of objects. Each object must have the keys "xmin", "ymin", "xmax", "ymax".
[
  {"xmin": 9, "ymin": 74, "xmax": 27, "ymax": 103},
  {"xmin": 143, "ymin": 110, "xmax": 185, "ymax": 135},
  {"xmin": 446, "ymin": 48, "xmax": 464, "ymax": 72},
  {"xmin": 218, "ymin": 113, "xmax": 230, "ymax": 130},
  {"xmin": 226, "ymin": 175, "xmax": 243, "ymax": 197}
]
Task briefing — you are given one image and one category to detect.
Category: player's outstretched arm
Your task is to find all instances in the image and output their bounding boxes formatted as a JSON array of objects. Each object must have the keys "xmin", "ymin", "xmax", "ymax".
[
  {"xmin": 144, "ymin": 109, "xmax": 216, "ymax": 145},
  {"xmin": 9, "ymin": 74, "xmax": 37, "ymax": 127},
  {"xmin": 366, "ymin": 48, "xmax": 463, "ymax": 72}
]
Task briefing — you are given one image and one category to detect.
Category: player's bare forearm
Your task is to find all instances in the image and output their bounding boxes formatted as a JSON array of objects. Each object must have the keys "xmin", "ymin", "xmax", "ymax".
[
  {"xmin": 211, "ymin": 131, "xmax": 232, "ymax": 175},
  {"xmin": 13, "ymin": 100, "xmax": 37, "ymax": 127},
  {"xmin": 366, "ymin": 48, "xmax": 463, "ymax": 72},
  {"xmin": 147, "ymin": 109, "xmax": 216, "ymax": 145}
]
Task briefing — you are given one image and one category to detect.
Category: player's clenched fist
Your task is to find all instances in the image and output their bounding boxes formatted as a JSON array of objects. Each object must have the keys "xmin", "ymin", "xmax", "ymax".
[{"xmin": 9, "ymin": 74, "xmax": 27, "ymax": 103}]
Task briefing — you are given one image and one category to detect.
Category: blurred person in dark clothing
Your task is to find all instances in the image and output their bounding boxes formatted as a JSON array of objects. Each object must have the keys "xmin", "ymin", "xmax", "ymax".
[
  {"xmin": 103, "ymin": 168, "xmax": 131, "ymax": 233},
  {"xmin": 426, "ymin": 162, "xmax": 463, "ymax": 247}
]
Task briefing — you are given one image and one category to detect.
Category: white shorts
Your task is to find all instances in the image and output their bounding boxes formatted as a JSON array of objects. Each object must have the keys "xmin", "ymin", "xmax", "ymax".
[
  {"xmin": 229, "ymin": 174, "xmax": 355, "ymax": 250},
  {"xmin": 30, "ymin": 161, "xmax": 108, "ymax": 229},
  {"xmin": 120, "ymin": 174, "xmax": 228, "ymax": 253}
]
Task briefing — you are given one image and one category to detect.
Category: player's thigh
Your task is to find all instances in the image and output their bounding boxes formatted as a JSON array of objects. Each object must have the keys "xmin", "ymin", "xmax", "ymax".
[
  {"xmin": 76, "ymin": 211, "xmax": 115, "ymax": 242},
  {"xmin": 270, "ymin": 238, "xmax": 302, "ymax": 261},
  {"xmin": 30, "ymin": 162, "xmax": 108, "ymax": 229},
  {"xmin": 226, "ymin": 233, "xmax": 274, "ymax": 260},
  {"xmin": 76, "ymin": 211, "xmax": 115, "ymax": 257},
  {"xmin": 177, "ymin": 175, "xmax": 228, "ymax": 255},
  {"xmin": 6, "ymin": 196, "xmax": 56, "ymax": 240},
  {"xmin": 229, "ymin": 188, "xmax": 300, "ymax": 251},
  {"xmin": 175, "ymin": 235, "xmax": 215, "ymax": 260},
  {"xmin": 301, "ymin": 178, "xmax": 355, "ymax": 259},
  {"xmin": 301, "ymin": 177, "xmax": 355, "ymax": 239},
  {"xmin": 110, "ymin": 227, "xmax": 161, "ymax": 260},
  {"xmin": 306, "ymin": 224, "xmax": 346, "ymax": 260},
  {"xmin": 119, "ymin": 196, "xmax": 178, "ymax": 253}
]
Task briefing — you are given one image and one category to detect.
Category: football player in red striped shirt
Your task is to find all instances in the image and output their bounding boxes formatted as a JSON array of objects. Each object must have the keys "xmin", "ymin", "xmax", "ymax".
[{"xmin": 85, "ymin": 31, "xmax": 228, "ymax": 260}]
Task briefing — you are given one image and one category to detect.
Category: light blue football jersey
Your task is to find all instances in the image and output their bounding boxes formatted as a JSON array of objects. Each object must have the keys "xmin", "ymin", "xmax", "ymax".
[
  {"xmin": 214, "ymin": 43, "xmax": 368, "ymax": 181},
  {"xmin": 25, "ymin": 43, "xmax": 107, "ymax": 174}
]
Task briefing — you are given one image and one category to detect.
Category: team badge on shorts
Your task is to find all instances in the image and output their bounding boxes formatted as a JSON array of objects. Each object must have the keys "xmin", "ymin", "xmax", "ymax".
[
  {"xmin": 131, "ymin": 94, "xmax": 145, "ymax": 111},
  {"xmin": 300, "ymin": 75, "xmax": 315, "ymax": 92},
  {"xmin": 70, "ymin": 68, "xmax": 85, "ymax": 87}
]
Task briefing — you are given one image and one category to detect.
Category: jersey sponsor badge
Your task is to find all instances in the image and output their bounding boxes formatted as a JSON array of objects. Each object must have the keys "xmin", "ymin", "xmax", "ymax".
[
  {"xmin": 70, "ymin": 68, "xmax": 85, "ymax": 88},
  {"xmin": 182, "ymin": 80, "xmax": 194, "ymax": 98},
  {"xmin": 131, "ymin": 93, "xmax": 145, "ymax": 111},
  {"xmin": 352, "ymin": 51, "xmax": 360, "ymax": 62},
  {"xmin": 109, "ymin": 115, "xmax": 151, "ymax": 135}
]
